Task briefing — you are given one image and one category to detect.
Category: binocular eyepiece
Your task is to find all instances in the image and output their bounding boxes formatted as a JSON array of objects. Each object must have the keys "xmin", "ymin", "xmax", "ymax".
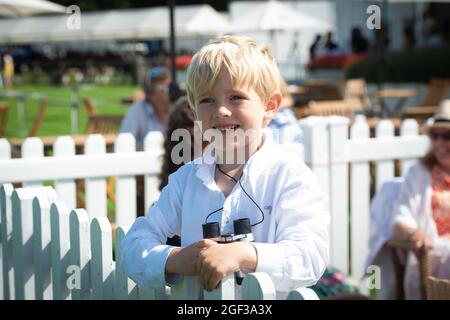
[{"xmin": 202, "ymin": 218, "xmax": 254, "ymax": 285}]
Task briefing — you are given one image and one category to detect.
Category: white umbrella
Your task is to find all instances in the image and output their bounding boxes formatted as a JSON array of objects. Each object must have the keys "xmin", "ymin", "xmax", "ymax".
[
  {"xmin": 229, "ymin": 0, "xmax": 331, "ymax": 56},
  {"xmin": 230, "ymin": 0, "xmax": 331, "ymax": 34},
  {"xmin": 0, "ymin": 0, "xmax": 65, "ymax": 17}
]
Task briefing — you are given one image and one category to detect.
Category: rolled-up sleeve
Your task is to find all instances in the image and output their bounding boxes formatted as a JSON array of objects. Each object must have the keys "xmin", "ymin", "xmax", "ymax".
[
  {"xmin": 253, "ymin": 163, "xmax": 330, "ymax": 293},
  {"xmin": 120, "ymin": 173, "xmax": 183, "ymax": 288}
]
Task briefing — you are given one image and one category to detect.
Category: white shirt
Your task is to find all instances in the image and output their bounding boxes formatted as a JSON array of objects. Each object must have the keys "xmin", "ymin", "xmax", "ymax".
[{"xmin": 120, "ymin": 137, "xmax": 330, "ymax": 298}]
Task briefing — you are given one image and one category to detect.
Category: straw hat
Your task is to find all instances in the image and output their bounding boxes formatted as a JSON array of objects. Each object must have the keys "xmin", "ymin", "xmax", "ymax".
[{"xmin": 429, "ymin": 100, "xmax": 450, "ymax": 130}]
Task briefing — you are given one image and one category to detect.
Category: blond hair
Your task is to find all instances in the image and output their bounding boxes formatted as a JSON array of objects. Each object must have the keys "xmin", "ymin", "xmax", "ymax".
[{"xmin": 186, "ymin": 35, "xmax": 282, "ymax": 109}]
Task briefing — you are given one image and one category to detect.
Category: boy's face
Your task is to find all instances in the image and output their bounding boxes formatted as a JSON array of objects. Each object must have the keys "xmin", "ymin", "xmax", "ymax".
[{"xmin": 195, "ymin": 68, "xmax": 280, "ymax": 154}]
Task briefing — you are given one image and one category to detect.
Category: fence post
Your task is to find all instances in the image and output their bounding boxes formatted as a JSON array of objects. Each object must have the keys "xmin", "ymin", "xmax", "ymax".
[
  {"xmin": 170, "ymin": 276, "xmax": 201, "ymax": 300},
  {"xmin": 287, "ymin": 287, "xmax": 320, "ymax": 300},
  {"xmin": 22, "ymin": 138, "xmax": 44, "ymax": 188},
  {"xmin": 85, "ymin": 135, "xmax": 107, "ymax": 218},
  {"xmin": 204, "ymin": 274, "xmax": 235, "ymax": 300},
  {"xmin": 327, "ymin": 116, "xmax": 350, "ymax": 275},
  {"xmin": 299, "ymin": 117, "xmax": 330, "ymax": 205},
  {"xmin": 144, "ymin": 131, "xmax": 164, "ymax": 213},
  {"xmin": 114, "ymin": 225, "xmax": 138, "ymax": 300},
  {"xmin": 69, "ymin": 209, "xmax": 91, "ymax": 300},
  {"xmin": 54, "ymin": 136, "xmax": 76, "ymax": 210},
  {"xmin": 115, "ymin": 134, "xmax": 137, "ymax": 226},
  {"xmin": 0, "ymin": 183, "xmax": 14, "ymax": 300},
  {"xmin": 349, "ymin": 119, "xmax": 370, "ymax": 282},
  {"xmin": 50, "ymin": 201, "xmax": 71, "ymax": 300},
  {"xmin": 241, "ymin": 273, "xmax": 276, "ymax": 300},
  {"xmin": 33, "ymin": 194, "xmax": 57, "ymax": 300},
  {"xmin": 400, "ymin": 119, "xmax": 420, "ymax": 176},
  {"xmin": 0, "ymin": 138, "xmax": 11, "ymax": 159},
  {"xmin": 12, "ymin": 186, "xmax": 56, "ymax": 299},
  {"xmin": 375, "ymin": 120, "xmax": 395, "ymax": 192},
  {"xmin": 90, "ymin": 216, "xmax": 114, "ymax": 300}
]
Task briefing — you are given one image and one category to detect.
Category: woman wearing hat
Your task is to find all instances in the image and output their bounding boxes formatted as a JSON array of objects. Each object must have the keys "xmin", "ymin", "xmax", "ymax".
[{"xmin": 391, "ymin": 101, "xmax": 450, "ymax": 299}]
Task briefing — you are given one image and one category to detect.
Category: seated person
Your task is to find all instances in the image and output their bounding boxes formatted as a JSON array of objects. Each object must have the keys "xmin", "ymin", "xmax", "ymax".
[
  {"xmin": 120, "ymin": 66, "xmax": 171, "ymax": 150},
  {"xmin": 391, "ymin": 101, "xmax": 450, "ymax": 299}
]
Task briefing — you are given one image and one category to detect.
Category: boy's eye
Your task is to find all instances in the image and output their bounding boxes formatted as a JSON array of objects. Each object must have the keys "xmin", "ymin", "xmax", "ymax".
[
  {"xmin": 230, "ymin": 95, "xmax": 244, "ymax": 101},
  {"xmin": 199, "ymin": 97, "xmax": 214, "ymax": 104}
]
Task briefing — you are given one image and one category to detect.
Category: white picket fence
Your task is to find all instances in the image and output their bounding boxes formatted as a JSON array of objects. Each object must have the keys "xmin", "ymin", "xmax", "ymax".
[
  {"xmin": 0, "ymin": 116, "xmax": 430, "ymax": 299},
  {"xmin": 0, "ymin": 183, "xmax": 320, "ymax": 300}
]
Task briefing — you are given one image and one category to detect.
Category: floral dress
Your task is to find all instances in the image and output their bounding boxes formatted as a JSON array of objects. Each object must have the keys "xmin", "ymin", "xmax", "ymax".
[{"xmin": 431, "ymin": 165, "xmax": 450, "ymax": 237}]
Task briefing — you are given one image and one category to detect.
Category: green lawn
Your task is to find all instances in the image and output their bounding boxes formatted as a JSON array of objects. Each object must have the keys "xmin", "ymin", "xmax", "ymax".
[{"xmin": 1, "ymin": 84, "xmax": 139, "ymax": 138}]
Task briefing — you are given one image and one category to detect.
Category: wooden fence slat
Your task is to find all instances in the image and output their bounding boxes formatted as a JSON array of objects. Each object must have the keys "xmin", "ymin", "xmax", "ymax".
[
  {"xmin": 12, "ymin": 187, "xmax": 56, "ymax": 300},
  {"xmin": 0, "ymin": 183, "xmax": 14, "ymax": 300},
  {"xmin": 350, "ymin": 121, "xmax": 371, "ymax": 282},
  {"xmin": 54, "ymin": 136, "xmax": 76, "ymax": 210},
  {"xmin": 203, "ymin": 274, "xmax": 235, "ymax": 300},
  {"xmin": 170, "ymin": 276, "xmax": 201, "ymax": 300},
  {"xmin": 241, "ymin": 273, "xmax": 276, "ymax": 300},
  {"xmin": 0, "ymin": 138, "xmax": 11, "ymax": 159},
  {"xmin": 33, "ymin": 195, "xmax": 57, "ymax": 300},
  {"xmin": 114, "ymin": 225, "xmax": 138, "ymax": 300},
  {"xmin": 375, "ymin": 120, "xmax": 395, "ymax": 192},
  {"xmin": 50, "ymin": 201, "xmax": 71, "ymax": 300},
  {"xmin": 90, "ymin": 216, "xmax": 113, "ymax": 300},
  {"xmin": 327, "ymin": 117, "xmax": 350, "ymax": 274},
  {"xmin": 69, "ymin": 209, "xmax": 91, "ymax": 300},
  {"xmin": 144, "ymin": 132, "xmax": 164, "ymax": 212},
  {"xmin": 287, "ymin": 287, "xmax": 320, "ymax": 300},
  {"xmin": 85, "ymin": 135, "xmax": 107, "ymax": 218},
  {"xmin": 299, "ymin": 117, "xmax": 330, "ymax": 200},
  {"xmin": 115, "ymin": 134, "xmax": 137, "ymax": 226},
  {"xmin": 400, "ymin": 119, "xmax": 421, "ymax": 177},
  {"xmin": 22, "ymin": 138, "xmax": 44, "ymax": 188}
]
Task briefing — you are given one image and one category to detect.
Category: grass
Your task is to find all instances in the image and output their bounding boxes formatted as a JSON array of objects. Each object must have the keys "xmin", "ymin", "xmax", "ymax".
[{"xmin": 1, "ymin": 84, "xmax": 139, "ymax": 138}]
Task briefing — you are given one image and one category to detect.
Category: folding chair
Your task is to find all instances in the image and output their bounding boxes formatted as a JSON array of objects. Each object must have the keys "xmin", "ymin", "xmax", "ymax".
[{"xmin": 0, "ymin": 102, "xmax": 10, "ymax": 137}]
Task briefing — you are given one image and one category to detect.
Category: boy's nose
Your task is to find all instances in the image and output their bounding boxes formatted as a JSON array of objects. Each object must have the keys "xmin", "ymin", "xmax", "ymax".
[{"xmin": 214, "ymin": 104, "xmax": 232, "ymax": 118}]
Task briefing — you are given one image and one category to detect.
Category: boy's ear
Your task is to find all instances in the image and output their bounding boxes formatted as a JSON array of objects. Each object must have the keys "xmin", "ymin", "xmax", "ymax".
[{"xmin": 264, "ymin": 91, "xmax": 282, "ymax": 120}]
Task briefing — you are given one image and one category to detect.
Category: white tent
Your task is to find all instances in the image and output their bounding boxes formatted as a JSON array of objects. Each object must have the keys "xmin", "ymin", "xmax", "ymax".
[
  {"xmin": 228, "ymin": 0, "xmax": 332, "ymax": 57},
  {"xmin": 0, "ymin": 4, "xmax": 230, "ymax": 44},
  {"xmin": 0, "ymin": 0, "xmax": 65, "ymax": 17},
  {"xmin": 229, "ymin": 0, "xmax": 332, "ymax": 34}
]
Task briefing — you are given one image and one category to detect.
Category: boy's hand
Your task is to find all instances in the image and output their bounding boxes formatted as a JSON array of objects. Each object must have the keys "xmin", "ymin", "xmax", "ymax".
[
  {"xmin": 197, "ymin": 242, "xmax": 257, "ymax": 291},
  {"xmin": 165, "ymin": 239, "xmax": 216, "ymax": 276}
]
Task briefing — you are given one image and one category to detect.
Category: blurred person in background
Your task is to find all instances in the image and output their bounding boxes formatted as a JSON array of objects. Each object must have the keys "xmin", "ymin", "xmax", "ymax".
[
  {"xmin": 2, "ymin": 54, "xmax": 15, "ymax": 88},
  {"xmin": 391, "ymin": 101, "xmax": 450, "ymax": 299},
  {"xmin": 120, "ymin": 66, "xmax": 171, "ymax": 150}
]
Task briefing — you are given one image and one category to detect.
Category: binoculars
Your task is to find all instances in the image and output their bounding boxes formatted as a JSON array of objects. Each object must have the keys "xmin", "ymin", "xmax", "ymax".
[{"xmin": 202, "ymin": 218, "xmax": 254, "ymax": 285}]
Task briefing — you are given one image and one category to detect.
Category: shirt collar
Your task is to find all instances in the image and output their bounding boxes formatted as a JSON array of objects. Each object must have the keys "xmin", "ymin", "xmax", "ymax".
[{"xmin": 194, "ymin": 131, "xmax": 272, "ymax": 190}]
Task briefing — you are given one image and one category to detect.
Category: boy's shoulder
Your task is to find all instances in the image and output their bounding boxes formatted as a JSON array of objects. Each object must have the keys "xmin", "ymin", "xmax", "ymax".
[{"xmin": 256, "ymin": 142, "xmax": 310, "ymax": 177}]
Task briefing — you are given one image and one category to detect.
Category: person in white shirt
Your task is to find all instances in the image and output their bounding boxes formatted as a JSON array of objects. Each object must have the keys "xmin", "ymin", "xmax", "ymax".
[{"xmin": 120, "ymin": 35, "xmax": 330, "ymax": 299}]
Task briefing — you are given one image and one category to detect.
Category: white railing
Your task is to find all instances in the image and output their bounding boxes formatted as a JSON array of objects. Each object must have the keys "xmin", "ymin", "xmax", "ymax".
[
  {"xmin": 0, "ymin": 116, "xmax": 431, "ymax": 297},
  {"xmin": 0, "ymin": 183, "xmax": 317, "ymax": 300},
  {"xmin": 0, "ymin": 132, "xmax": 164, "ymax": 227},
  {"xmin": 300, "ymin": 116, "xmax": 429, "ymax": 282}
]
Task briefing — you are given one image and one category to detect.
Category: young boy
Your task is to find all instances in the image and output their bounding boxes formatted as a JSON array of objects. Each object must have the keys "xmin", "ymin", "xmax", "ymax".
[{"xmin": 121, "ymin": 35, "xmax": 329, "ymax": 299}]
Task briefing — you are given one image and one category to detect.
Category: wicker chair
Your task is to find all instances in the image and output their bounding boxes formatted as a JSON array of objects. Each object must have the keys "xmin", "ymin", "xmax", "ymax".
[
  {"xmin": 386, "ymin": 239, "xmax": 431, "ymax": 299},
  {"xmin": 298, "ymin": 100, "xmax": 362, "ymax": 118},
  {"xmin": 426, "ymin": 276, "xmax": 450, "ymax": 300}
]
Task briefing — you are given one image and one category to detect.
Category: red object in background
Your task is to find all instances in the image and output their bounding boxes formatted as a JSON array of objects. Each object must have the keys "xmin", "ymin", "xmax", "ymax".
[
  {"xmin": 175, "ymin": 54, "xmax": 193, "ymax": 70},
  {"xmin": 308, "ymin": 53, "xmax": 368, "ymax": 71}
]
